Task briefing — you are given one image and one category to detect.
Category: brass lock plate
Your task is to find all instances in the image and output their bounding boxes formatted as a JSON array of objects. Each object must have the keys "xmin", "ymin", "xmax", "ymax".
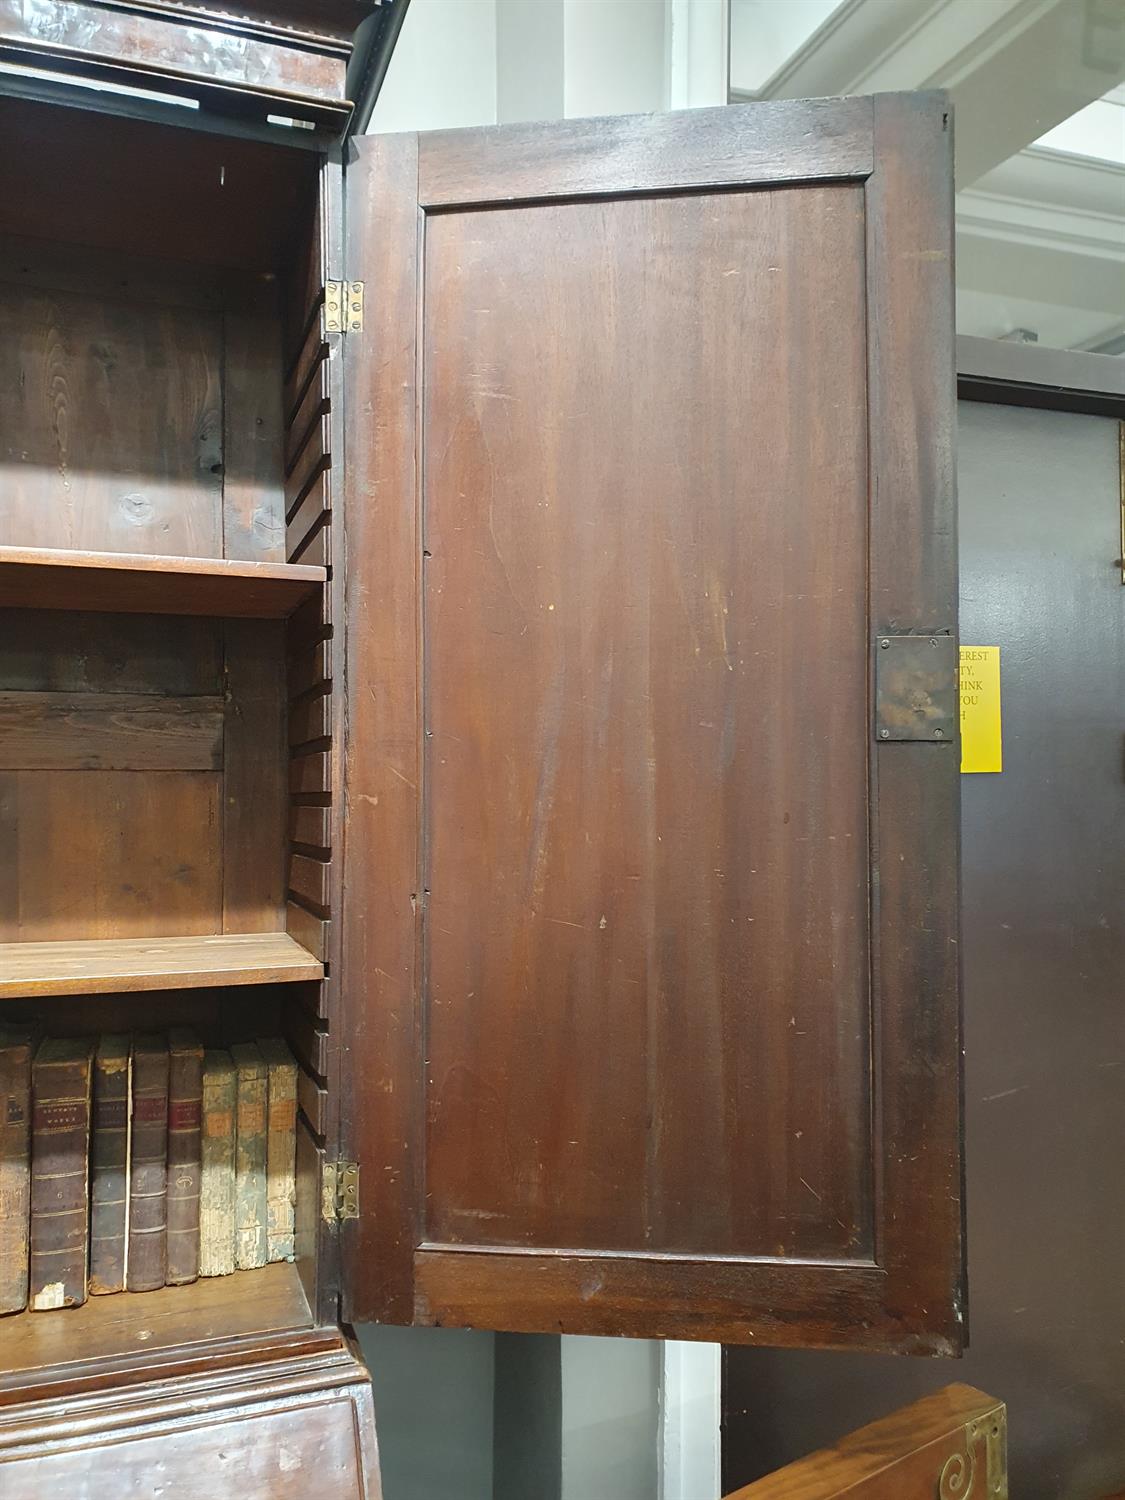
[{"xmin": 874, "ymin": 633, "xmax": 957, "ymax": 742}]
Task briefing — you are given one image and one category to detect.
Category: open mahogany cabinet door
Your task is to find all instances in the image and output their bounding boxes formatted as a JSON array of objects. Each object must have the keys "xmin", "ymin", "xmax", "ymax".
[
  {"xmin": 723, "ymin": 1385, "xmax": 1007, "ymax": 1498},
  {"xmin": 337, "ymin": 94, "xmax": 964, "ymax": 1353}
]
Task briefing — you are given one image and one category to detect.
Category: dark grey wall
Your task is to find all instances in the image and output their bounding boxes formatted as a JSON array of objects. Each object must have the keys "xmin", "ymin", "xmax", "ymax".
[
  {"xmin": 723, "ymin": 401, "xmax": 1125, "ymax": 1499},
  {"xmin": 360, "ymin": 1324, "xmax": 661, "ymax": 1498},
  {"xmin": 359, "ymin": 1325, "xmax": 496, "ymax": 1500},
  {"xmin": 494, "ymin": 1333, "xmax": 563, "ymax": 1500}
]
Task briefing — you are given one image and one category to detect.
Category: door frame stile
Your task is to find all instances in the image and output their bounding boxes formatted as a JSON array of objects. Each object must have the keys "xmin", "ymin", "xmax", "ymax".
[
  {"xmin": 864, "ymin": 91, "xmax": 964, "ymax": 1353},
  {"xmin": 339, "ymin": 128, "xmax": 424, "ymax": 1325}
]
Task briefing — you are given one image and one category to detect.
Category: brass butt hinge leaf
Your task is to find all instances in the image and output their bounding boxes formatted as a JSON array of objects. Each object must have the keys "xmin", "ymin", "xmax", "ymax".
[
  {"xmin": 324, "ymin": 280, "xmax": 364, "ymax": 335},
  {"xmin": 322, "ymin": 1160, "xmax": 360, "ymax": 1223}
]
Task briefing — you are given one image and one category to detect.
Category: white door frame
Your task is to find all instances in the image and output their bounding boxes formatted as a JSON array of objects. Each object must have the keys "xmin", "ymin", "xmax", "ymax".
[{"xmin": 659, "ymin": 1341, "xmax": 723, "ymax": 1500}]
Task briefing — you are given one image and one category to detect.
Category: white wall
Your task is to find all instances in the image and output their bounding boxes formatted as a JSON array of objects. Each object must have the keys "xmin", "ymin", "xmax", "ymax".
[
  {"xmin": 497, "ymin": 0, "xmax": 565, "ymax": 122},
  {"xmin": 561, "ymin": 1337, "xmax": 661, "ymax": 1500},
  {"xmin": 369, "ymin": 0, "xmax": 729, "ymax": 132},
  {"xmin": 563, "ymin": 0, "xmax": 666, "ymax": 117},
  {"xmin": 369, "ymin": 0, "xmax": 499, "ymax": 132}
]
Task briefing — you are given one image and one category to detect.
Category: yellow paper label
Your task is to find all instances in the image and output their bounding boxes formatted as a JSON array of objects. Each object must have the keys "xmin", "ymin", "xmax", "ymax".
[{"xmin": 960, "ymin": 646, "xmax": 1002, "ymax": 773}]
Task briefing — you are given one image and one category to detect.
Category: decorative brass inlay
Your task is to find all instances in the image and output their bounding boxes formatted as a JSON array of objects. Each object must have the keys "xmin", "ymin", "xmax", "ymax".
[{"xmin": 939, "ymin": 1449, "xmax": 974, "ymax": 1499}]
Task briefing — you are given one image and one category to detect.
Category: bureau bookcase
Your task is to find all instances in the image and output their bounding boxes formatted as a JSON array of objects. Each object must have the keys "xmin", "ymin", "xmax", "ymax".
[{"xmin": 0, "ymin": 5, "xmax": 963, "ymax": 1495}]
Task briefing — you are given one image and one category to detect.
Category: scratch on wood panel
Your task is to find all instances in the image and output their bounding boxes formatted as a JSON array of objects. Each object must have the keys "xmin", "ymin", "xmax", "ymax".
[
  {"xmin": 485, "ymin": 473, "xmax": 527, "ymax": 626},
  {"xmin": 525, "ymin": 662, "xmax": 565, "ymax": 905},
  {"xmin": 384, "ymin": 763, "xmax": 416, "ymax": 791}
]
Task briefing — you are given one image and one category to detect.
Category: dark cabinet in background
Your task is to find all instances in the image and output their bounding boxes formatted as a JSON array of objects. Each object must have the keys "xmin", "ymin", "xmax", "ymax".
[{"xmin": 0, "ymin": 6, "xmax": 962, "ymax": 1495}]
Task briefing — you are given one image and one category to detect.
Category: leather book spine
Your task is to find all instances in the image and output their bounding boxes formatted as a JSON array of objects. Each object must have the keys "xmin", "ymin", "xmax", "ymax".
[
  {"xmin": 0, "ymin": 1027, "xmax": 35, "ymax": 1314},
  {"xmin": 166, "ymin": 1029, "xmax": 204, "ymax": 1286},
  {"xmin": 88, "ymin": 1034, "xmax": 131, "ymax": 1296},
  {"xmin": 29, "ymin": 1038, "xmax": 94, "ymax": 1311},
  {"xmin": 258, "ymin": 1038, "xmax": 298, "ymax": 1263},
  {"xmin": 231, "ymin": 1042, "xmax": 268, "ymax": 1271},
  {"xmin": 127, "ymin": 1034, "xmax": 169, "ymax": 1293},
  {"xmin": 200, "ymin": 1050, "xmax": 236, "ymax": 1278}
]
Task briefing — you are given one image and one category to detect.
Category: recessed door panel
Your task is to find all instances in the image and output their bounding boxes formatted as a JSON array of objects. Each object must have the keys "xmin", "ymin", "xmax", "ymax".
[{"xmin": 421, "ymin": 187, "xmax": 871, "ymax": 1263}]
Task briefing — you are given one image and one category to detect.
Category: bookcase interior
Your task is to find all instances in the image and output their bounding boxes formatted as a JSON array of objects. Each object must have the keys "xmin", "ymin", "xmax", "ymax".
[
  {"xmin": 0, "ymin": 610, "xmax": 289, "ymax": 945},
  {"xmin": 0, "ymin": 1262, "xmax": 314, "ymax": 1391},
  {"xmin": 0, "ymin": 99, "xmax": 334, "ymax": 1354}
]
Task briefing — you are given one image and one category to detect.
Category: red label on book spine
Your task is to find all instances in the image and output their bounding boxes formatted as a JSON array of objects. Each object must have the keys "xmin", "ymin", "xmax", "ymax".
[{"xmin": 168, "ymin": 1099, "xmax": 202, "ymax": 1130}]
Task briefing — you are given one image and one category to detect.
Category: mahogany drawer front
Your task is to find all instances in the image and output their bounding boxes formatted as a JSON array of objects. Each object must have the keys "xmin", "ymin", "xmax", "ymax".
[
  {"xmin": 0, "ymin": 1332, "xmax": 381, "ymax": 1500},
  {"xmin": 0, "ymin": 1395, "xmax": 370, "ymax": 1500}
]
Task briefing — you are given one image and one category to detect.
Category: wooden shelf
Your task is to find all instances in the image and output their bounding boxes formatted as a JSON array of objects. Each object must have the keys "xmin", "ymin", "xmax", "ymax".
[
  {"xmin": 0, "ymin": 546, "xmax": 325, "ymax": 618},
  {"xmin": 0, "ymin": 1263, "xmax": 315, "ymax": 1391},
  {"xmin": 0, "ymin": 931, "xmax": 324, "ymax": 999}
]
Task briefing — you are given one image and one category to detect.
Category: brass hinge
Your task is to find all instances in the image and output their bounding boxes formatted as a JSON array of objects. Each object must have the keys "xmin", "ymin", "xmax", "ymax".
[
  {"xmin": 874, "ymin": 632, "xmax": 958, "ymax": 742},
  {"xmin": 324, "ymin": 280, "xmax": 364, "ymax": 334},
  {"xmin": 940, "ymin": 1407, "xmax": 1007, "ymax": 1499},
  {"xmin": 973, "ymin": 1406, "xmax": 1009, "ymax": 1499},
  {"xmin": 322, "ymin": 1160, "xmax": 360, "ymax": 1223}
]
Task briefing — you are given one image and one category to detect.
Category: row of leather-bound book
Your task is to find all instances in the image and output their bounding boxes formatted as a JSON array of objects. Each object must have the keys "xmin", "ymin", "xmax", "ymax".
[{"xmin": 0, "ymin": 1029, "xmax": 298, "ymax": 1314}]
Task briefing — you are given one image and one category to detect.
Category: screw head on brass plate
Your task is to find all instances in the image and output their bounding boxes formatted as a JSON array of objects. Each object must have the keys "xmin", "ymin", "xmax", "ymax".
[{"xmin": 874, "ymin": 634, "xmax": 957, "ymax": 742}]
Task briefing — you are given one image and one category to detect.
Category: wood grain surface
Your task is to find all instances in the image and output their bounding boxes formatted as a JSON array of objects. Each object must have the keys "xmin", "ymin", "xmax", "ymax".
[
  {"xmin": 0, "ymin": 1261, "xmax": 313, "ymax": 1385},
  {"xmin": 223, "ymin": 621, "xmax": 287, "ymax": 934},
  {"xmin": 0, "ymin": 769, "xmax": 223, "ymax": 942},
  {"xmin": 417, "ymin": 96, "xmax": 874, "ymax": 206},
  {"xmin": 0, "ymin": 932, "xmax": 322, "ymax": 999},
  {"xmin": 0, "ymin": 613, "xmax": 290, "ymax": 945},
  {"xmin": 0, "ymin": 547, "xmax": 324, "ymax": 618},
  {"xmin": 0, "ymin": 286, "xmax": 224, "ymax": 557},
  {"xmin": 422, "ymin": 186, "xmax": 871, "ymax": 1260},
  {"xmin": 0, "ymin": 692, "xmax": 223, "ymax": 771},
  {"xmin": 722, "ymin": 1384, "xmax": 1005, "ymax": 1499},
  {"xmin": 0, "ymin": 1294, "xmax": 382, "ymax": 1500},
  {"xmin": 341, "ymin": 97, "xmax": 962, "ymax": 1350}
]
